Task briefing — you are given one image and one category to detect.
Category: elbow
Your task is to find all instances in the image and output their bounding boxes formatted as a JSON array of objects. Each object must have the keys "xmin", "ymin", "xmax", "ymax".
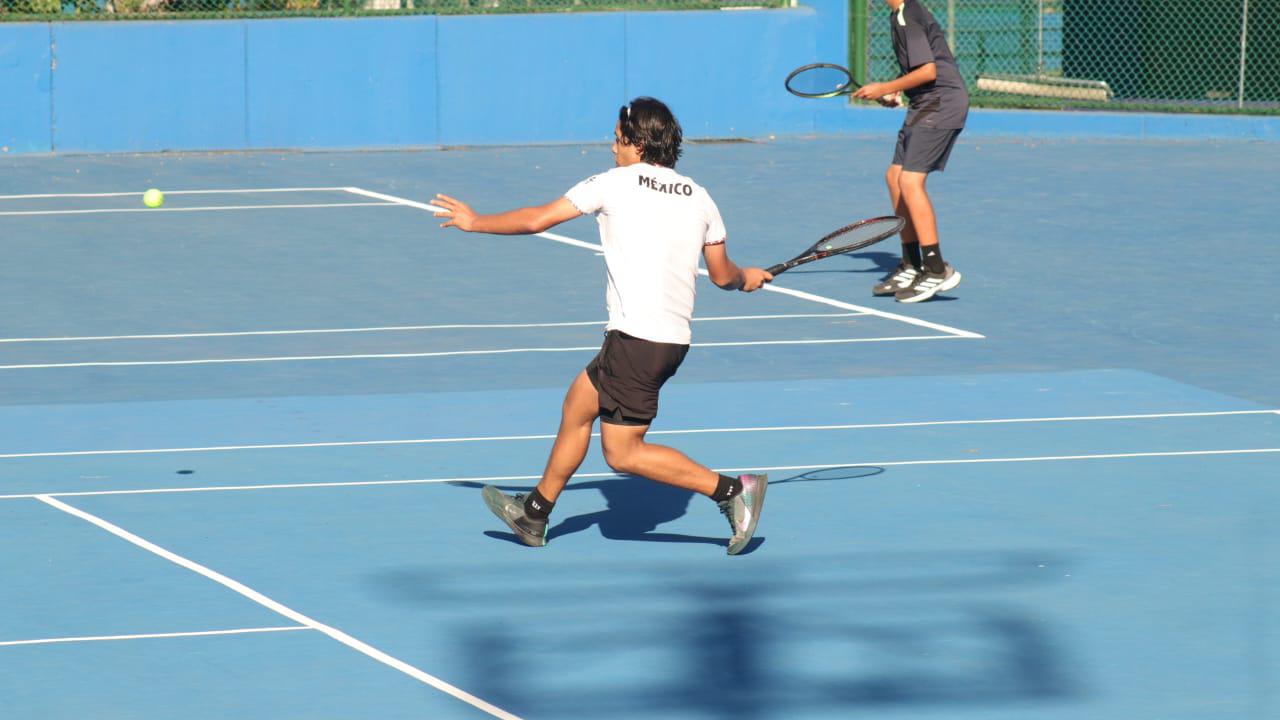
[
  {"xmin": 921, "ymin": 63, "xmax": 938, "ymax": 82},
  {"xmin": 709, "ymin": 271, "xmax": 741, "ymax": 290},
  {"xmin": 521, "ymin": 217, "xmax": 554, "ymax": 235}
]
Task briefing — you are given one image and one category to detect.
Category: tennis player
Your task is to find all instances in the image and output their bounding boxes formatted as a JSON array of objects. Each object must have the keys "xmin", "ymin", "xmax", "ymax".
[
  {"xmin": 855, "ymin": 0, "xmax": 968, "ymax": 303},
  {"xmin": 433, "ymin": 97, "xmax": 772, "ymax": 555}
]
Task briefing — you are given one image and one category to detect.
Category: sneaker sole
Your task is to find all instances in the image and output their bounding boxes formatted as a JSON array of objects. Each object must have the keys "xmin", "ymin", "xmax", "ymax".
[
  {"xmin": 727, "ymin": 475, "xmax": 768, "ymax": 555},
  {"xmin": 481, "ymin": 485, "xmax": 546, "ymax": 547},
  {"xmin": 897, "ymin": 270, "xmax": 962, "ymax": 304}
]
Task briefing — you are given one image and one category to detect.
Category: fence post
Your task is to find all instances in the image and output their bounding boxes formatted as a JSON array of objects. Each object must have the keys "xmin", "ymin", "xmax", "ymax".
[
  {"xmin": 850, "ymin": 0, "xmax": 868, "ymax": 85},
  {"xmin": 1238, "ymin": 0, "xmax": 1250, "ymax": 108},
  {"xmin": 947, "ymin": 0, "xmax": 956, "ymax": 51}
]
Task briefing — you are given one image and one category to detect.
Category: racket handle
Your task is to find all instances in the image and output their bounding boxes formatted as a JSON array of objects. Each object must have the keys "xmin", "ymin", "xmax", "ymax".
[{"xmin": 765, "ymin": 263, "xmax": 786, "ymax": 276}]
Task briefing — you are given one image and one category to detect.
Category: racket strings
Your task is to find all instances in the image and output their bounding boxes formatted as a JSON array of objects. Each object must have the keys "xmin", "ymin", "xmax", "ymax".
[
  {"xmin": 785, "ymin": 64, "xmax": 855, "ymax": 98},
  {"xmin": 817, "ymin": 216, "xmax": 906, "ymax": 252}
]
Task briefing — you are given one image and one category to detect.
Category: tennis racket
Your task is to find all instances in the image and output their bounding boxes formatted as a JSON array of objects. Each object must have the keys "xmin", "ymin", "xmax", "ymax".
[
  {"xmin": 766, "ymin": 216, "xmax": 906, "ymax": 276},
  {"xmin": 785, "ymin": 63, "xmax": 859, "ymax": 98},
  {"xmin": 785, "ymin": 63, "xmax": 903, "ymax": 107}
]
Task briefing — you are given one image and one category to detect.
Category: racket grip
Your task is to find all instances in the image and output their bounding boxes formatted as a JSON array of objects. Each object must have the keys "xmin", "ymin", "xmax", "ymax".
[{"xmin": 765, "ymin": 263, "xmax": 785, "ymax": 276}]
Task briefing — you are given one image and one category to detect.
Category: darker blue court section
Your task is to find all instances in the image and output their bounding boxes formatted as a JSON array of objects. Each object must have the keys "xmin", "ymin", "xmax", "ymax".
[{"xmin": 1, "ymin": 136, "xmax": 1277, "ymax": 720}]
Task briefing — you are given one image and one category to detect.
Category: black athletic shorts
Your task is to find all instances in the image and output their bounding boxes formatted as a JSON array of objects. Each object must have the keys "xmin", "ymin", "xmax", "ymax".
[
  {"xmin": 892, "ymin": 125, "xmax": 962, "ymax": 173},
  {"xmin": 585, "ymin": 330, "xmax": 689, "ymax": 426}
]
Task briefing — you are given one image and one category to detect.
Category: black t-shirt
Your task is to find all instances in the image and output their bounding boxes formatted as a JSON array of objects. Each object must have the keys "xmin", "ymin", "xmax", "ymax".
[{"xmin": 890, "ymin": 0, "xmax": 969, "ymax": 129}]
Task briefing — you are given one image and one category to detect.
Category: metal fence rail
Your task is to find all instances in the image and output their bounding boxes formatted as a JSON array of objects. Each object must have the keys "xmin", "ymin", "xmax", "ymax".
[{"xmin": 861, "ymin": 0, "xmax": 1279, "ymax": 114}]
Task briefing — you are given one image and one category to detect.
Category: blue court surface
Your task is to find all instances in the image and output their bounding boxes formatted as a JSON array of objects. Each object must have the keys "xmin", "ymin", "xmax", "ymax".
[{"xmin": 1, "ymin": 136, "xmax": 1277, "ymax": 719}]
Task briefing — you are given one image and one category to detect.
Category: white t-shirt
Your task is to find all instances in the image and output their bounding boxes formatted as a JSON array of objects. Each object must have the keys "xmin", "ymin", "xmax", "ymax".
[{"xmin": 564, "ymin": 163, "xmax": 726, "ymax": 345}]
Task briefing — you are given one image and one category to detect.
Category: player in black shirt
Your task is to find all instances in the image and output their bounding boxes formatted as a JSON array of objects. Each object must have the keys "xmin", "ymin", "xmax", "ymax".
[{"xmin": 854, "ymin": 0, "xmax": 968, "ymax": 303}]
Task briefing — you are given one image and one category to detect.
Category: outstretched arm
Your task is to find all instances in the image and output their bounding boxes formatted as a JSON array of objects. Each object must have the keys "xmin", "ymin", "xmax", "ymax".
[
  {"xmin": 703, "ymin": 242, "xmax": 772, "ymax": 292},
  {"xmin": 434, "ymin": 194, "xmax": 582, "ymax": 234}
]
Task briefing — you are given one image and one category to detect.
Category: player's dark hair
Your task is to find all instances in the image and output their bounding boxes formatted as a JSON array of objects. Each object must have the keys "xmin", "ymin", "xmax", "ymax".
[{"xmin": 618, "ymin": 97, "xmax": 683, "ymax": 168}]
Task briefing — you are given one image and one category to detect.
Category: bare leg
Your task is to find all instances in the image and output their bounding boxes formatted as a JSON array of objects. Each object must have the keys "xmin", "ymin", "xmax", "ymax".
[
  {"xmin": 886, "ymin": 164, "xmax": 920, "ymax": 258},
  {"xmin": 897, "ymin": 170, "xmax": 938, "ymax": 249},
  {"xmin": 599, "ymin": 423, "xmax": 719, "ymax": 497},
  {"xmin": 534, "ymin": 370, "xmax": 599, "ymax": 503}
]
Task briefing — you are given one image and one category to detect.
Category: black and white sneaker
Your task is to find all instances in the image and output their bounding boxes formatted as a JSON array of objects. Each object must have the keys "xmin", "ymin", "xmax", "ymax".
[
  {"xmin": 872, "ymin": 263, "xmax": 920, "ymax": 296},
  {"xmin": 895, "ymin": 264, "xmax": 961, "ymax": 303}
]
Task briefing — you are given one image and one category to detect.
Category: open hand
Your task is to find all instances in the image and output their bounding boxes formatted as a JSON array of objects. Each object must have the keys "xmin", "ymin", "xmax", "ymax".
[{"xmin": 434, "ymin": 193, "xmax": 477, "ymax": 231}]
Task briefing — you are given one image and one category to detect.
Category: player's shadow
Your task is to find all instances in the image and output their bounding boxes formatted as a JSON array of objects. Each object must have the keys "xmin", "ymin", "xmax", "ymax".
[
  {"xmin": 452, "ymin": 477, "xmax": 733, "ymax": 550},
  {"xmin": 450, "ymin": 465, "xmax": 883, "ymax": 555},
  {"xmin": 769, "ymin": 465, "xmax": 885, "ymax": 485},
  {"xmin": 849, "ymin": 249, "xmax": 901, "ymax": 276},
  {"xmin": 544, "ymin": 477, "xmax": 725, "ymax": 547}
]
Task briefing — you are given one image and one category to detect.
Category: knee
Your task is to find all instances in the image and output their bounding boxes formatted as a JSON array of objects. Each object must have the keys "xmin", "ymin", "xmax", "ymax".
[
  {"xmin": 602, "ymin": 441, "xmax": 637, "ymax": 475},
  {"xmin": 896, "ymin": 172, "xmax": 926, "ymax": 196},
  {"xmin": 884, "ymin": 166, "xmax": 901, "ymax": 189},
  {"xmin": 897, "ymin": 172, "xmax": 927, "ymax": 196}
]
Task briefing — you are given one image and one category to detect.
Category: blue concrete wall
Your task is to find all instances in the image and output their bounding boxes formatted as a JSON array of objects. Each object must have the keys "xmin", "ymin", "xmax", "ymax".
[
  {"xmin": 623, "ymin": 9, "xmax": 817, "ymax": 138},
  {"xmin": 51, "ymin": 22, "xmax": 246, "ymax": 153},
  {"xmin": 437, "ymin": 13, "xmax": 626, "ymax": 146},
  {"xmin": 247, "ymin": 16, "xmax": 438, "ymax": 149},
  {"xmin": 0, "ymin": 23, "xmax": 52, "ymax": 153},
  {"xmin": 0, "ymin": 6, "xmax": 1277, "ymax": 155}
]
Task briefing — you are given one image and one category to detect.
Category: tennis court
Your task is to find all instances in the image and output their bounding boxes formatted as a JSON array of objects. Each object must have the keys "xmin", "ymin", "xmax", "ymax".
[{"xmin": 1, "ymin": 133, "xmax": 1277, "ymax": 719}]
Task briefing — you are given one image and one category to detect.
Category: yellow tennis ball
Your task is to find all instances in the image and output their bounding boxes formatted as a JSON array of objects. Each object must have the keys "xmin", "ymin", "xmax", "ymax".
[{"xmin": 143, "ymin": 188, "xmax": 164, "ymax": 208}]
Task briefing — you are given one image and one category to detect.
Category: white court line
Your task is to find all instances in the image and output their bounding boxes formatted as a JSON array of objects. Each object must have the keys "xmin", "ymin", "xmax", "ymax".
[
  {"xmin": 0, "ymin": 409, "xmax": 1273, "ymax": 460},
  {"xmin": 34, "ymin": 496, "xmax": 523, "ymax": 720},
  {"xmin": 4, "ymin": 446, "xmax": 1278, "ymax": 501},
  {"xmin": 0, "ymin": 187, "xmax": 352, "ymax": 200},
  {"xmin": 344, "ymin": 187, "xmax": 985, "ymax": 340},
  {"xmin": 0, "ymin": 335, "xmax": 954, "ymax": 370},
  {"xmin": 0, "ymin": 202, "xmax": 394, "ymax": 217},
  {"xmin": 0, "ymin": 312, "xmax": 863, "ymax": 344},
  {"xmin": 0, "ymin": 626, "xmax": 310, "ymax": 648}
]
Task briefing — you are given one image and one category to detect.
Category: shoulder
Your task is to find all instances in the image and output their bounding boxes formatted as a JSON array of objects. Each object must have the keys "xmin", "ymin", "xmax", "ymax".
[
  {"xmin": 906, "ymin": 1, "xmax": 936, "ymax": 24},
  {"xmin": 672, "ymin": 169, "xmax": 717, "ymax": 206},
  {"xmin": 584, "ymin": 166, "xmax": 633, "ymax": 186}
]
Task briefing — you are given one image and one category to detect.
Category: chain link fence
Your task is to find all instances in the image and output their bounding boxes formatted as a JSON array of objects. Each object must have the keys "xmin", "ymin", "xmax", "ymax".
[
  {"xmin": 863, "ymin": 0, "xmax": 1279, "ymax": 114},
  {"xmin": 0, "ymin": 0, "xmax": 783, "ymax": 19}
]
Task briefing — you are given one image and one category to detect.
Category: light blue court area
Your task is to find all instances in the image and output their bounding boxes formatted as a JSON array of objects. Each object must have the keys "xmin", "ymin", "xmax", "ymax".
[{"xmin": 1, "ymin": 137, "xmax": 1278, "ymax": 719}]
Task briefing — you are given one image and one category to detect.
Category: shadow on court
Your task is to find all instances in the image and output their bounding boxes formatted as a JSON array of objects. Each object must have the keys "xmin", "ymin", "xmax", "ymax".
[
  {"xmin": 391, "ymin": 551, "xmax": 1081, "ymax": 720},
  {"xmin": 450, "ymin": 466, "xmax": 884, "ymax": 553}
]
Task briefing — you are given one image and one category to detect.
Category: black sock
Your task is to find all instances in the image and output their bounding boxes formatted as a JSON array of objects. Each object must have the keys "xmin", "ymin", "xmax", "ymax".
[
  {"xmin": 523, "ymin": 489, "xmax": 554, "ymax": 521},
  {"xmin": 902, "ymin": 241, "xmax": 922, "ymax": 269},
  {"xmin": 921, "ymin": 244, "xmax": 945, "ymax": 274},
  {"xmin": 710, "ymin": 474, "xmax": 743, "ymax": 503}
]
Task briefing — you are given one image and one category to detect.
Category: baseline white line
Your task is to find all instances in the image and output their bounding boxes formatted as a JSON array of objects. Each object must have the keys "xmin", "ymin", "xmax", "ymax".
[
  {"xmin": 343, "ymin": 186, "xmax": 448, "ymax": 214},
  {"xmin": 0, "ymin": 335, "xmax": 957, "ymax": 370},
  {"xmin": 0, "ymin": 409, "xmax": 1272, "ymax": 460},
  {"xmin": 0, "ymin": 187, "xmax": 352, "ymax": 200},
  {"xmin": 0, "ymin": 312, "xmax": 863, "ymax": 344},
  {"xmin": 5, "ymin": 446, "xmax": 1278, "ymax": 500},
  {"xmin": 34, "ymin": 496, "xmax": 523, "ymax": 720},
  {"xmin": 735, "ymin": 447, "xmax": 1280, "ymax": 471},
  {"xmin": 0, "ymin": 626, "xmax": 309, "ymax": 648},
  {"xmin": 346, "ymin": 187, "xmax": 985, "ymax": 339},
  {"xmin": 12, "ymin": 475, "xmax": 555, "ymax": 500},
  {"xmin": 756, "ymin": 282, "xmax": 985, "ymax": 339},
  {"xmin": 0, "ymin": 202, "xmax": 394, "ymax": 217}
]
